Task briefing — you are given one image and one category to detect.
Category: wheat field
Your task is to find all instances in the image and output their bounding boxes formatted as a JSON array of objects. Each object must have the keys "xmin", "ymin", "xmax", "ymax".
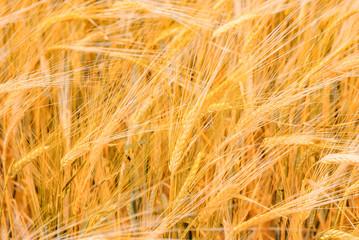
[{"xmin": 1, "ymin": 0, "xmax": 359, "ymax": 239}]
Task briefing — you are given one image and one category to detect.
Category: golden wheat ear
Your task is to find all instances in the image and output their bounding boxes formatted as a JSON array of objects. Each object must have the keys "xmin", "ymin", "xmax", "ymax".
[
  {"xmin": 60, "ymin": 142, "xmax": 91, "ymax": 168},
  {"xmin": 8, "ymin": 145, "xmax": 49, "ymax": 178},
  {"xmin": 263, "ymin": 134, "xmax": 316, "ymax": 147},
  {"xmin": 317, "ymin": 229, "xmax": 359, "ymax": 240},
  {"xmin": 318, "ymin": 153, "xmax": 359, "ymax": 165}
]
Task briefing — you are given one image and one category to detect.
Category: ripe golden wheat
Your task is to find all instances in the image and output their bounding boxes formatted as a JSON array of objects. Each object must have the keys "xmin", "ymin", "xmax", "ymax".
[{"xmin": 1, "ymin": 0, "xmax": 359, "ymax": 239}]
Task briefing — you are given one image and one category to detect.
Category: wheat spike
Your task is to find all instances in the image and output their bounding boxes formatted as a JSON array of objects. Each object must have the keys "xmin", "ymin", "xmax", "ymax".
[
  {"xmin": 318, "ymin": 229, "xmax": 359, "ymax": 240},
  {"xmin": 61, "ymin": 143, "xmax": 91, "ymax": 167},
  {"xmin": 207, "ymin": 102, "xmax": 235, "ymax": 113},
  {"xmin": 263, "ymin": 135, "xmax": 315, "ymax": 147},
  {"xmin": 319, "ymin": 153, "xmax": 359, "ymax": 165},
  {"xmin": 151, "ymin": 27, "xmax": 181, "ymax": 47},
  {"xmin": 110, "ymin": 1, "xmax": 148, "ymax": 11},
  {"xmin": 131, "ymin": 94, "xmax": 157, "ymax": 125},
  {"xmin": 176, "ymin": 152, "xmax": 205, "ymax": 199},
  {"xmin": 169, "ymin": 111, "xmax": 199, "ymax": 173},
  {"xmin": 9, "ymin": 146, "xmax": 49, "ymax": 178},
  {"xmin": 213, "ymin": 13, "xmax": 258, "ymax": 37}
]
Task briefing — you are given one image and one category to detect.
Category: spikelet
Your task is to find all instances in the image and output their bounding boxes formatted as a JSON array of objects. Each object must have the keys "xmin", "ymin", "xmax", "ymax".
[
  {"xmin": 263, "ymin": 135, "xmax": 315, "ymax": 147},
  {"xmin": 318, "ymin": 229, "xmax": 359, "ymax": 240},
  {"xmin": 110, "ymin": 1, "xmax": 148, "ymax": 11},
  {"xmin": 47, "ymin": 45, "xmax": 72, "ymax": 52},
  {"xmin": 9, "ymin": 146, "xmax": 49, "ymax": 178},
  {"xmin": 213, "ymin": 13, "xmax": 258, "ymax": 37},
  {"xmin": 207, "ymin": 102, "xmax": 235, "ymax": 113},
  {"xmin": 319, "ymin": 153, "xmax": 359, "ymax": 165},
  {"xmin": 61, "ymin": 143, "xmax": 91, "ymax": 167},
  {"xmin": 42, "ymin": 12, "xmax": 86, "ymax": 25},
  {"xmin": 80, "ymin": 236, "xmax": 108, "ymax": 240}
]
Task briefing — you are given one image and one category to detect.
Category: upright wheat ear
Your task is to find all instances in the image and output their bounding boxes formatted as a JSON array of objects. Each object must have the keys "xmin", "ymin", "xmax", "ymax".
[
  {"xmin": 318, "ymin": 229, "xmax": 359, "ymax": 240},
  {"xmin": 169, "ymin": 112, "xmax": 198, "ymax": 173},
  {"xmin": 9, "ymin": 146, "xmax": 49, "ymax": 178},
  {"xmin": 318, "ymin": 153, "xmax": 359, "ymax": 165}
]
